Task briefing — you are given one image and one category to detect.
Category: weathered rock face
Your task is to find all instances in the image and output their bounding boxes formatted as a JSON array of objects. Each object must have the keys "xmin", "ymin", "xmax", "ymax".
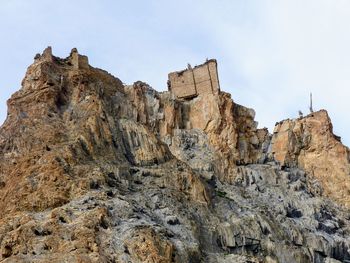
[
  {"xmin": 270, "ymin": 110, "xmax": 350, "ymax": 207},
  {"xmin": 125, "ymin": 81, "xmax": 270, "ymax": 183},
  {"xmin": 0, "ymin": 48, "xmax": 209, "ymax": 262},
  {"xmin": 0, "ymin": 48, "xmax": 349, "ymax": 263}
]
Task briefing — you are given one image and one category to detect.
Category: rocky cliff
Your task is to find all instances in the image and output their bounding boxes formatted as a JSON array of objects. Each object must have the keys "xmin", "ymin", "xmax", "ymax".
[
  {"xmin": 271, "ymin": 111, "xmax": 350, "ymax": 207},
  {"xmin": 0, "ymin": 48, "xmax": 349, "ymax": 263}
]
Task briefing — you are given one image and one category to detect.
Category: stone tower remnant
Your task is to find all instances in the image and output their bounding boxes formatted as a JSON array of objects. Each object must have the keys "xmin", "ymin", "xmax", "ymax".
[
  {"xmin": 70, "ymin": 48, "xmax": 89, "ymax": 70},
  {"xmin": 168, "ymin": 59, "xmax": 220, "ymax": 99}
]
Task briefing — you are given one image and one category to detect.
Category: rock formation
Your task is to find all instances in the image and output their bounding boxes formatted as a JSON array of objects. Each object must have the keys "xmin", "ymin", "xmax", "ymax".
[
  {"xmin": 270, "ymin": 110, "xmax": 350, "ymax": 207},
  {"xmin": 0, "ymin": 48, "xmax": 349, "ymax": 262}
]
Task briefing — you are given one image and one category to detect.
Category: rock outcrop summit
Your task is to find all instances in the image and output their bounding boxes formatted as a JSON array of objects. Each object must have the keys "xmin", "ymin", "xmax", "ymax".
[{"xmin": 0, "ymin": 47, "xmax": 349, "ymax": 262}]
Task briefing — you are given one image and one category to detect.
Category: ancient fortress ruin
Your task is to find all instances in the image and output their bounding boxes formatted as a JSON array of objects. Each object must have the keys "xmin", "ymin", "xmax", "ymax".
[
  {"xmin": 168, "ymin": 59, "xmax": 220, "ymax": 99},
  {"xmin": 35, "ymin": 46, "xmax": 89, "ymax": 70},
  {"xmin": 1, "ymin": 47, "xmax": 350, "ymax": 262},
  {"xmin": 36, "ymin": 48, "xmax": 220, "ymax": 99}
]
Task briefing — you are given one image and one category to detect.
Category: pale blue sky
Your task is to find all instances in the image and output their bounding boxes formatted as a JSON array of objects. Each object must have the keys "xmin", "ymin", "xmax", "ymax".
[{"xmin": 1, "ymin": 0, "xmax": 350, "ymax": 145}]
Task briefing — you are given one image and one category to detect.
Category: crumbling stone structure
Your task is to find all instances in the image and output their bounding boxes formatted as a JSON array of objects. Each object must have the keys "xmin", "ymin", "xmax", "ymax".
[
  {"xmin": 34, "ymin": 47, "xmax": 89, "ymax": 70},
  {"xmin": 168, "ymin": 59, "xmax": 220, "ymax": 99},
  {"xmin": 70, "ymin": 48, "xmax": 89, "ymax": 70}
]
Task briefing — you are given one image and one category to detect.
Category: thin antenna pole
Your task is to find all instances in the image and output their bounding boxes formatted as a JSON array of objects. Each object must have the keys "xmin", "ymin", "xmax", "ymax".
[{"xmin": 309, "ymin": 92, "xmax": 313, "ymax": 113}]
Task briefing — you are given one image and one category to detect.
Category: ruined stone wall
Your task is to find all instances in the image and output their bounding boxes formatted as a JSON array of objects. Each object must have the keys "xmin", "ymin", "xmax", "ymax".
[
  {"xmin": 34, "ymin": 47, "xmax": 89, "ymax": 70},
  {"xmin": 168, "ymin": 60, "xmax": 220, "ymax": 99},
  {"xmin": 71, "ymin": 51, "xmax": 89, "ymax": 70},
  {"xmin": 168, "ymin": 69, "xmax": 197, "ymax": 98}
]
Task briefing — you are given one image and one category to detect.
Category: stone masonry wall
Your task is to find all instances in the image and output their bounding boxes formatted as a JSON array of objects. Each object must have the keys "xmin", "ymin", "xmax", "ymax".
[{"xmin": 168, "ymin": 59, "xmax": 220, "ymax": 99}]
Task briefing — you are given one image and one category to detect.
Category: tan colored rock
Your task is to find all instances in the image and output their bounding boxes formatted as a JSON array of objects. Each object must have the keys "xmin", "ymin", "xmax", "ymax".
[
  {"xmin": 1, "ymin": 48, "xmax": 350, "ymax": 263},
  {"xmin": 118, "ymin": 119, "xmax": 171, "ymax": 166},
  {"xmin": 123, "ymin": 80, "xmax": 269, "ymax": 182},
  {"xmin": 124, "ymin": 228, "xmax": 175, "ymax": 263},
  {"xmin": 270, "ymin": 110, "xmax": 350, "ymax": 207},
  {"xmin": 157, "ymin": 91, "xmax": 269, "ymax": 182},
  {"xmin": 0, "ymin": 48, "xmax": 212, "ymax": 262}
]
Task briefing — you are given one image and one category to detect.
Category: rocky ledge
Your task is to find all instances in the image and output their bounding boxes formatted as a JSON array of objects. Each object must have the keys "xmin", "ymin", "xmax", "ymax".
[{"xmin": 0, "ymin": 48, "xmax": 349, "ymax": 262}]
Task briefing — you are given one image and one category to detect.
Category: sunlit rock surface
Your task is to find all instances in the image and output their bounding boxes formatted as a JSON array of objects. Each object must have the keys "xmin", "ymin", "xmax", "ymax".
[{"xmin": 0, "ymin": 48, "xmax": 349, "ymax": 263}]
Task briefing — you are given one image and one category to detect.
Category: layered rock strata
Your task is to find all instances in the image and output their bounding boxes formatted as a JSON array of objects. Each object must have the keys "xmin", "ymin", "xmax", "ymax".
[{"xmin": 0, "ymin": 48, "xmax": 349, "ymax": 263}]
